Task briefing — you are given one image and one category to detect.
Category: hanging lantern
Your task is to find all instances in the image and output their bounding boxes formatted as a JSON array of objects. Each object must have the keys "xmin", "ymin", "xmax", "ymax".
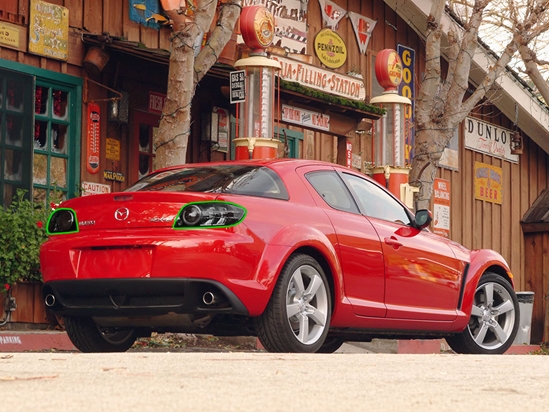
[
  {"xmin": 510, "ymin": 130, "xmax": 523, "ymax": 155},
  {"xmin": 511, "ymin": 103, "xmax": 523, "ymax": 155}
]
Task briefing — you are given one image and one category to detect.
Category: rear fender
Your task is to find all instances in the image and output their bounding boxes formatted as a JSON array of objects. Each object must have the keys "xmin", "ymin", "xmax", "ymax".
[{"xmin": 247, "ymin": 224, "xmax": 342, "ymax": 316}]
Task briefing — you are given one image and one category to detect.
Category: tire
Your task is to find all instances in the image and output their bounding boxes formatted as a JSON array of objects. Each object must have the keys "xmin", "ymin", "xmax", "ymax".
[
  {"xmin": 64, "ymin": 316, "xmax": 137, "ymax": 353},
  {"xmin": 255, "ymin": 254, "xmax": 332, "ymax": 353},
  {"xmin": 446, "ymin": 272, "xmax": 519, "ymax": 355},
  {"xmin": 316, "ymin": 337, "xmax": 345, "ymax": 353}
]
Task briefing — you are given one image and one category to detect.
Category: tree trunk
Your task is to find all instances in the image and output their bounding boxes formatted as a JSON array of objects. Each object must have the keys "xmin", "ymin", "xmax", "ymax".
[
  {"xmin": 409, "ymin": 126, "xmax": 452, "ymax": 210},
  {"xmin": 155, "ymin": 0, "xmax": 242, "ymax": 170},
  {"xmin": 155, "ymin": 26, "xmax": 201, "ymax": 168}
]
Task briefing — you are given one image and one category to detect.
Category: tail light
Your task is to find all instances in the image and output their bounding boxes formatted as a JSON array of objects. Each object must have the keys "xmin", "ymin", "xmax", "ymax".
[
  {"xmin": 173, "ymin": 202, "xmax": 246, "ymax": 229},
  {"xmin": 47, "ymin": 208, "xmax": 79, "ymax": 235}
]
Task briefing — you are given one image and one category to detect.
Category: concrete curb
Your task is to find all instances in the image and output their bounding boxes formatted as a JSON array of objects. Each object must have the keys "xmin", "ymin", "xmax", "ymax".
[
  {"xmin": 0, "ymin": 331, "xmax": 76, "ymax": 352},
  {"xmin": 0, "ymin": 331, "xmax": 542, "ymax": 354}
]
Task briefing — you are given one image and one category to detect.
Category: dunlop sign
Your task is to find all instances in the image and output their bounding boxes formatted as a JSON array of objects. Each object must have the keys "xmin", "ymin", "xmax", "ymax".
[{"xmin": 465, "ymin": 117, "xmax": 519, "ymax": 163}]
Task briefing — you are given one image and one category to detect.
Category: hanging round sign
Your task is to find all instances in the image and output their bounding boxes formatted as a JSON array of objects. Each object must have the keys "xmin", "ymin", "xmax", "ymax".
[
  {"xmin": 375, "ymin": 49, "xmax": 403, "ymax": 91},
  {"xmin": 240, "ymin": 6, "xmax": 275, "ymax": 50},
  {"xmin": 314, "ymin": 28, "xmax": 347, "ymax": 69}
]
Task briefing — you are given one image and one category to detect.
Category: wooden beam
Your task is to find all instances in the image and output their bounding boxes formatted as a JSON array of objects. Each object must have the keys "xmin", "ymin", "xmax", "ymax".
[{"xmin": 521, "ymin": 222, "xmax": 549, "ymax": 233}]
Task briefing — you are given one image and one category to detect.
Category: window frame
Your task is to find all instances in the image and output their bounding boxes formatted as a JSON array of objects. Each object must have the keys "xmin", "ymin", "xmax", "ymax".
[
  {"xmin": 0, "ymin": 59, "xmax": 82, "ymax": 204},
  {"xmin": 340, "ymin": 171, "xmax": 412, "ymax": 225}
]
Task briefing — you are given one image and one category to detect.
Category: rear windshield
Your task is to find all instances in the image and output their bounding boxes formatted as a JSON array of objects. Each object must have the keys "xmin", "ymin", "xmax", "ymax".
[{"xmin": 125, "ymin": 165, "xmax": 289, "ymax": 200}]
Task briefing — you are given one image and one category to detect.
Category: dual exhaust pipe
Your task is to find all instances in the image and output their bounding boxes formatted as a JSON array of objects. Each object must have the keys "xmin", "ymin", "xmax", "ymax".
[
  {"xmin": 202, "ymin": 291, "xmax": 220, "ymax": 306},
  {"xmin": 44, "ymin": 294, "xmax": 56, "ymax": 307},
  {"xmin": 46, "ymin": 291, "xmax": 222, "ymax": 308}
]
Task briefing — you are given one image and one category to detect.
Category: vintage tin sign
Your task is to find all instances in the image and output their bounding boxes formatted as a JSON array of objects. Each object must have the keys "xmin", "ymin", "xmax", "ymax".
[{"xmin": 314, "ymin": 28, "xmax": 347, "ymax": 69}]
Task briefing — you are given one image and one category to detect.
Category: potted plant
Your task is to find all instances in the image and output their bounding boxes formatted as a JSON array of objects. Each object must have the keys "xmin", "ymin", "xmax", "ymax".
[{"xmin": 0, "ymin": 189, "xmax": 52, "ymax": 324}]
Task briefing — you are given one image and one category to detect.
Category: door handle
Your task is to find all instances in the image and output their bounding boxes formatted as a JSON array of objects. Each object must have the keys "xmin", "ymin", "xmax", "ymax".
[{"xmin": 384, "ymin": 236, "xmax": 403, "ymax": 249}]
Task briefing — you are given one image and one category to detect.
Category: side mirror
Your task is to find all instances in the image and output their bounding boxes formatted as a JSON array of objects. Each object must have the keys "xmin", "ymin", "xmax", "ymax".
[{"xmin": 414, "ymin": 209, "xmax": 432, "ymax": 230}]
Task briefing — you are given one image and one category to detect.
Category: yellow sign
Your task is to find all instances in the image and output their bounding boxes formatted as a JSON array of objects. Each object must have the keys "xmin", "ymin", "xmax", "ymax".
[
  {"xmin": 105, "ymin": 138, "xmax": 121, "ymax": 161},
  {"xmin": 29, "ymin": 0, "xmax": 69, "ymax": 61},
  {"xmin": 474, "ymin": 162, "xmax": 503, "ymax": 204},
  {"xmin": 0, "ymin": 22, "xmax": 20, "ymax": 49},
  {"xmin": 314, "ymin": 28, "xmax": 347, "ymax": 69}
]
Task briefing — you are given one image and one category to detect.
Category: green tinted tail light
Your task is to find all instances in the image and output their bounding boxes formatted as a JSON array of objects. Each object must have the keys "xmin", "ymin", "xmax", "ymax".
[
  {"xmin": 47, "ymin": 208, "xmax": 79, "ymax": 235},
  {"xmin": 173, "ymin": 201, "xmax": 246, "ymax": 229}
]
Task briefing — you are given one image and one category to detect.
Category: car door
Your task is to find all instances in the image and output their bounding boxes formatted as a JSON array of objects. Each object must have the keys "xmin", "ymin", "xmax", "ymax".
[
  {"xmin": 298, "ymin": 166, "xmax": 386, "ymax": 318},
  {"xmin": 340, "ymin": 172, "xmax": 462, "ymax": 321}
]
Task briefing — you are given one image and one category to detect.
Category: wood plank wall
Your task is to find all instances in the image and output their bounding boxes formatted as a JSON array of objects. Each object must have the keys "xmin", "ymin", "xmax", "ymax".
[
  {"xmin": 436, "ymin": 104, "xmax": 549, "ymax": 343},
  {"xmin": 3, "ymin": 0, "xmax": 549, "ymax": 341}
]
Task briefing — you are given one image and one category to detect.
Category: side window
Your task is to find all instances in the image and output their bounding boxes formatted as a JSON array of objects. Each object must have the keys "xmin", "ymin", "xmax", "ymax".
[
  {"xmin": 342, "ymin": 173, "xmax": 411, "ymax": 225},
  {"xmin": 306, "ymin": 171, "xmax": 358, "ymax": 213}
]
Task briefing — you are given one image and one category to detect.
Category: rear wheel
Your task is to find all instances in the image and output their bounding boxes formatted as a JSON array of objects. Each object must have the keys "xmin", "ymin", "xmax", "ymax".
[
  {"xmin": 446, "ymin": 272, "xmax": 519, "ymax": 354},
  {"xmin": 64, "ymin": 316, "xmax": 137, "ymax": 353},
  {"xmin": 256, "ymin": 254, "xmax": 332, "ymax": 353}
]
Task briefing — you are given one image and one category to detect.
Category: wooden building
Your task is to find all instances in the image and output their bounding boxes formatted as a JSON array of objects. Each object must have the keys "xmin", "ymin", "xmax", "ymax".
[{"xmin": 1, "ymin": 0, "xmax": 549, "ymax": 343}]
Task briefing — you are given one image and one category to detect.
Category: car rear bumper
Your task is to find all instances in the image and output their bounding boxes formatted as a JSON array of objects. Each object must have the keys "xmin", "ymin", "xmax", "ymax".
[{"xmin": 42, "ymin": 278, "xmax": 249, "ymax": 317}]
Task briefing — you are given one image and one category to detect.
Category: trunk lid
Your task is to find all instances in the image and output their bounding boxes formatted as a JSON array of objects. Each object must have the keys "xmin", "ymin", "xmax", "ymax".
[{"xmin": 59, "ymin": 192, "xmax": 218, "ymax": 231}]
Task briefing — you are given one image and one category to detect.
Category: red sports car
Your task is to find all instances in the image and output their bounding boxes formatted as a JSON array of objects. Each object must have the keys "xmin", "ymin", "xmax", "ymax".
[{"xmin": 40, "ymin": 159, "xmax": 519, "ymax": 354}]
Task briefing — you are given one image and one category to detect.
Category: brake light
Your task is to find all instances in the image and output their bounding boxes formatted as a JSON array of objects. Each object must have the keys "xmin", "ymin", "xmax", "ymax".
[
  {"xmin": 173, "ymin": 201, "xmax": 246, "ymax": 229},
  {"xmin": 46, "ymin": 208, "xmax": 79, "ymax": 235}
]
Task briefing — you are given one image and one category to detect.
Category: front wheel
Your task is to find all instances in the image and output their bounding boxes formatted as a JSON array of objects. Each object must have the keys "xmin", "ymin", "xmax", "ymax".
[
  {"xmin": 255, "ymin": 254, "xmax": 332, "ymax": 353},
  {"xmin": 446, "ymin": 272, "xmax": 519, "ymax": 354},
  {"xmin": 64, "ymin": 316, "xmax": 137, "ymax": 353},
  {"xmin": 316, "ymin": 337, "xmax": 345, "ymax": 353}
]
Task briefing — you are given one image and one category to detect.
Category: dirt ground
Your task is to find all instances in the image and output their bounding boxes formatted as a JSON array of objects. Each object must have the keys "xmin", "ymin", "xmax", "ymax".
[{"xmin": 130, "ymin": 333, "xmax": 262, "ymax": 352}]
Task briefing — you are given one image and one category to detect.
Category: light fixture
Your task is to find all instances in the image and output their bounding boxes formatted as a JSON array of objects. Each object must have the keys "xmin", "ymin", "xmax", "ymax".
[
  {"xmin": 511, "ymin": 103, "xmax": 523, "ymax": 155},
  {"xmin": 510, "ymin": 131, "xmax": 523, "ymax": 155}
]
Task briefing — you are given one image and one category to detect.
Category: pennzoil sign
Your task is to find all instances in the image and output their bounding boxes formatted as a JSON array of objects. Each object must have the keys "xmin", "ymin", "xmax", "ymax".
[{"xmin": 314, "ymin": 28, "xmax": 347, "ymax": 69}]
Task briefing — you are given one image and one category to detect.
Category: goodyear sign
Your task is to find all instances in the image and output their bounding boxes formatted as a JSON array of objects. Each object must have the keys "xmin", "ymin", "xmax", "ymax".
[{"xmin": 398, "ymin": 44, "xmax": 415, "ymax": 164}]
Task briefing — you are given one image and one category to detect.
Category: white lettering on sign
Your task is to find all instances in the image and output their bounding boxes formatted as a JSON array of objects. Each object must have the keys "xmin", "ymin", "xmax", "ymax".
[
  {"xmin": 464, "ymin": 117, "xmax": 518, "ymax": 163},
  {"xmin": 282, "ymin": 104, "xmax": 330, "ymax": 131},
  {"xmin": 149, "ymin": 92, "xmax": 166, "ymax": 114},
  {"xmin": 82, "ymin": 181, "xmax": 111, "ymax": 196},
  {"xmin": 272, "ymin": 56, "xmax": 366, "ymax": 101},
  {"xmin": 0, "ymin": 335, "xmax": 22, "ymax": 344}
]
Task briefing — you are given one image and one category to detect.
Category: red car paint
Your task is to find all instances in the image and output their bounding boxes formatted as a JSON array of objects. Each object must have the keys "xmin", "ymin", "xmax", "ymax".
[{"xmin": 40, "ymin": 159, "xmax": 514, "ymax": 343}]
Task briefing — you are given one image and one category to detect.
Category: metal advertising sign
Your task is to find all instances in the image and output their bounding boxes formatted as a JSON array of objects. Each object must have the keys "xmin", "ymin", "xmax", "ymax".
[
  {"xmin": 271, "ymin": 55, "xmax": 365, "ymax": 101},
  {"xmin": 282, "ymin": 104, "xmax": 330, "ymax": 132},
  {"xmin": 28, "ymin": 0, "xmax": 69, "ymax": 61},
  {"xmin": 105, "ymin": 138, "xmax": 120, "ymax": 161},
  {"xmin": 82, "ymin": 182, "xmax": 111, "ymax": 196},
  {"xmin": 465, "ymin": 117, "xmax": 519, "ymax": 163},
  {"xmin": 230, "ymin": 70, "xmax": 246, "ymax": 104},
  {"xmin": 86, "ymin": 103, "xmax": 101, "ymax": 175},
  {"xmin": 474, "ymin": 162, "xmax": 503, "ymax": 204},
  {"xmin": 148, "ymin": 91, "xmax": 166, "ymax": 114},
  {"xmin": 0, "ymin": 22, "xmax": 20, "ymax": 50},
  {"xmin": 314, "ymin": 28, "xmax": 347, "ymax": 69},
  {"xmin": 104, "ymin": 170, "xmax": 125, "ymax": 182},
  {"xmin": 433, "ymin": 178, "xmax": 450, "ymax": 238},
  {"xmin": 398, "ymin": 44, "xmax": 415, "ymax": 164}
]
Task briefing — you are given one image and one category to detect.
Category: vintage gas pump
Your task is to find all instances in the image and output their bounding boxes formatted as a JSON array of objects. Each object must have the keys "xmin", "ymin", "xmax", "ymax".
[
  {"xmin": 370, "ymin": 49, "xmax": 417, "ymax": 207},
  {"xmin": 233, "ymin": 6, "xmax": 281, "ymax": 160}
]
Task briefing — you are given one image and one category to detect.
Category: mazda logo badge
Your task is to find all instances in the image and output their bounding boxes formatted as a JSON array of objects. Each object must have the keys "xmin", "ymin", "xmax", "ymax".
[{"xmin": 114, "ymin": 207, "xmax": 130, "ymax": 221}]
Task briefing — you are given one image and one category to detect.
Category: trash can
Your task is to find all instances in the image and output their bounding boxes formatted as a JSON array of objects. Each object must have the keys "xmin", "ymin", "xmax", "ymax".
[{"xmin": 513, "ymin": 291, "xmax": 534, "ymax": 345}]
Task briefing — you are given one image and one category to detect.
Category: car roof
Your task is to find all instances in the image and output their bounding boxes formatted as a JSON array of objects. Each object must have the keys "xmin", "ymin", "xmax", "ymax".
[{"xmin": 152, "ymin": 158, "xmax": 342, "ymax": 174}]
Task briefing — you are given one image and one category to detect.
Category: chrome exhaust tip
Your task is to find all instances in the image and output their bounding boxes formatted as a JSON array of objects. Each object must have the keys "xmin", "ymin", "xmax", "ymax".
[
  {"xmin": 44, "ymin": 294, "xmax": 56, "ymax": 307},
  {"xmin": 202, "ymin": 291, "xmax": 218, "ymax": 305}
]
